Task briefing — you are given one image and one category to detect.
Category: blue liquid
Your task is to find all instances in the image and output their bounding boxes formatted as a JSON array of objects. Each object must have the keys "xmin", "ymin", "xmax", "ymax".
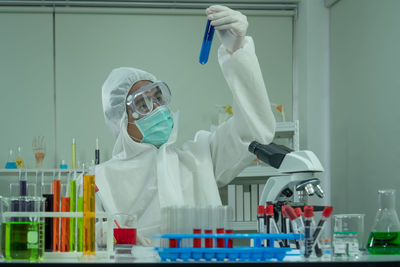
[
  {"xmin": 5, "ymin": 161, "xmax": 17, "ymax": 169},
  {"xmin": 199, "ymin": 20, "xmax": 215, "ymax": 64},
  {"xmin": 59, "ymin": 164, "xmax": 68, "ymax": 169}
]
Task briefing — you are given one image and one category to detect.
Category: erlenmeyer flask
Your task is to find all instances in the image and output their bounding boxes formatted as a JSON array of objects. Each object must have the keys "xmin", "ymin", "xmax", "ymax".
[
  {"xmin": 5, "ymin": 149, "xmax": 17, "ymax": 169},
  {"xmin": 367, "ymin": 189, "xmax": 400, "ymax": 254}
]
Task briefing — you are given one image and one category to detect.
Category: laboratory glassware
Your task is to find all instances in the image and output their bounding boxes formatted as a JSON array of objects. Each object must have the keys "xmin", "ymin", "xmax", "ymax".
[
  {"xmin": 113, "ymin": 213, "xmax": 137, "ymax": 245},
  {"xmin": 52, "ymin": 174, "xmax": 61, "ymax": 252},
  {"xmin": 69, "ymin": 172, "xmax": 77, "ymax": 251},
  {"xmin": 311, "ymin": 206, "xmax": 333, "ymax": 257},
  {"xmin": 333, "ymin": 214, "xmax": 365, "ymax": 256},
  {"xmin": 367, "ymin": 189, "xmax": 400, "ymax": 254},
  {"xmin": 41, "ymin": 183, "xmax": 53, "ymax": 252},
  {"xmin": 16, "ymin": 146, "xmax": 24, "ymax": 168},
  {"xmin": 283, "ymin": 205, "xmax": 303, "ymax": 251},
  {"xmin": 32, "ymin": 136, "xmax": 45, "ymax": 168},
  {"xmin": 59, "ymin": 160, "xmax": 68, "ymax": 169},
  {"xmin": 224, "ymin": 205, "xmax": 234, "ymax": 248},
  {"xmin": 1, "ymin": 196, "xmax": 45, "ymax": 261},
  {"xmin": 304, "ymin": 205, "xmax": 314, "ymax": 258},
  {"xmin": 77, "ymin": 183, "xmax": 84, "ymax": 252},
  {"xmin": 199, "ymin": 20, "xmax": 215, "ymax": 64},
  {"xmin": 83, "ymin": 174, "xmax": 95, "ymax": 255},
  {"xmin": 95, "ymin": 138, "xmax": 100, "ymax": 165},
  {"xmin": 60, "ymin": 184, "xmax": 70, "ymax": 252},
  {"xmin": 72, "ymin": 138, "xmax": 77, "ymax": 169},
  {"xmin": 5, "ymin": 149, "xmax": 17, "ymax": 169}
]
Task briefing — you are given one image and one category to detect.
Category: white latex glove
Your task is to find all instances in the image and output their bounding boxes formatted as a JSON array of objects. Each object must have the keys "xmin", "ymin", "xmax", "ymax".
[{"xmin": 206, "ymin": 5, "xmax": 248, "ymax": 53}]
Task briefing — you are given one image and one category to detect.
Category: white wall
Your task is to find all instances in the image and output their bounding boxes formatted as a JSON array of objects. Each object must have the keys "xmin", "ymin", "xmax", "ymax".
[
  {"xmin": 0, "ymin": 6, "xmax": 294, "ymax": 171},
  {"xmin": 294, "ymin": 0, "xmax": 331, "ymax": 206},
  {"xmin": 330, "ymin": 0, "xmax": 400, "ymax": 243}
]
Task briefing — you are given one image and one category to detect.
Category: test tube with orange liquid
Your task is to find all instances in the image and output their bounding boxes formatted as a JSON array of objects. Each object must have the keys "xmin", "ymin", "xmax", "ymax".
[
  {"xmin": 60, "ymin": 184, "xmax": 70, "ymax": 252},
  {"xmin": 52, "ymin": 174, "xmax": 61, "ymax": 252},
  {"xmin": 83, "ymin": 174, "xmax": 95, "ymax": 255}
]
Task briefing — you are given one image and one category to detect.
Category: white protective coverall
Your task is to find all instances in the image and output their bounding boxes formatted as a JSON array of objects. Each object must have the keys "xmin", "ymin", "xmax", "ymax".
[{"xmin": 96, "ymin": 36, "xmax": 276, "ymax": 245}]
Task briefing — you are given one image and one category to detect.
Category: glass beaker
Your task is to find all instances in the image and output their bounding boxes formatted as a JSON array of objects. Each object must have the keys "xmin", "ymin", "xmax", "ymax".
[
  {"xmin": 366, "ymin": 189, "xmax": 400, "ymax": 254},
  {"xmin": 113, "ymin": 213, "xmax": 137, "ymax": 245},
  {"xmin": 333, "ymin": 214, "xmax": 365, "ymax": 256},
  {"xmin": 1, "ymin": 196, "xmax": 45, "ymax": 261}
]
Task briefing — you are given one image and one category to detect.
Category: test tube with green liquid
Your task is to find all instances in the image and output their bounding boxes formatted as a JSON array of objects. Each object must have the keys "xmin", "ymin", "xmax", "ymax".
[
  {"xmin": 76, "ymin": 194, "xmax": 83, "ymax": 252},
  {"xmin": 69, "ymin": 177, "xmax": 77, "ymax": 251}
]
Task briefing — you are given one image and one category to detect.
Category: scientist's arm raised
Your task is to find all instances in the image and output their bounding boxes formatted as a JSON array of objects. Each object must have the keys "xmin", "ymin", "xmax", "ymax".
[{"xmin": 207, "ymin": 5, "xmax": 276, "ymax": 186}]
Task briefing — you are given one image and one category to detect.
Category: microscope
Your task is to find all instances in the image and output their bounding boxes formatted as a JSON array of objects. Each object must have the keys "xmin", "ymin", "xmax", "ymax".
[{"xmin": 248, "ymin": 141, "xmax": 325, "ymax": 210}]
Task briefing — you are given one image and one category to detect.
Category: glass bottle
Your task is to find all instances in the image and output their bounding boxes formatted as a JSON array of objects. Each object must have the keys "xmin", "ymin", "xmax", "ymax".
[{"xmin": 366, "ymin": 189, "xmax": 400, "ymax": 254}]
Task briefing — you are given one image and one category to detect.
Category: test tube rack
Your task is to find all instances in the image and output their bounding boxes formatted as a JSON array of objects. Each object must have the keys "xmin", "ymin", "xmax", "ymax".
[{"xmin": 154, "ymin": 233, "xmax": 302, "ymax": 262}]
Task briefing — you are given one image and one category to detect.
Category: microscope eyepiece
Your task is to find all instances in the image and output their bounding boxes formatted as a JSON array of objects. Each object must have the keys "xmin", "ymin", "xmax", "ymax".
[{"xmin": 248, "ymin": 141, "xmax": 292, "ymax": 169}]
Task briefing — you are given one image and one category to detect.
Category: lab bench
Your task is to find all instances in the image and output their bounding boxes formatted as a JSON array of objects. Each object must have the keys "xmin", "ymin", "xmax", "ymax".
[{"xmin": 1, "ymin": 253, "xmax": 400, "ymax": 266}]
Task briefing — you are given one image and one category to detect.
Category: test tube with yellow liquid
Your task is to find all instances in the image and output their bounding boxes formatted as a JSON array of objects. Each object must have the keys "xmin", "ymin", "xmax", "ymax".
[
  {"xmin": 83, "ymin": 175, "xmax": 95, "ymax": 255},
  {"xmin": 72, "ymin": 138, "xmax": 76, "ymax": 169}
]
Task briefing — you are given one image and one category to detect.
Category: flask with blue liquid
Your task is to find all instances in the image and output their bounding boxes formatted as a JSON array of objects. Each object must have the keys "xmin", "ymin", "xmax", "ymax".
[{"xmin": 5, "ymin": 149, "xmax": 17, "ymax": 169}]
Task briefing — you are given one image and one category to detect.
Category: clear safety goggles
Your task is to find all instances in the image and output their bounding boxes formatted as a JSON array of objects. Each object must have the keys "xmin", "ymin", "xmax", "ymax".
[{"xmin": 126, "ymin": 81, "xmax": 171, "ymax": 118}]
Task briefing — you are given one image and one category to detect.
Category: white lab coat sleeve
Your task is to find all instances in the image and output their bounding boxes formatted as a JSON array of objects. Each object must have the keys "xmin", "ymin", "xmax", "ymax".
[{"xmin": 210, "ymin": 36, "xmax": 276, "ymax": 187}]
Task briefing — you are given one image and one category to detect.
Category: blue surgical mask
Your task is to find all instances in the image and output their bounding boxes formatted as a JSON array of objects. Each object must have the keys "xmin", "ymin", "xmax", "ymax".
[{"xmin": 133, "ymin": 106, "xmax": 174, "ymax": 147}]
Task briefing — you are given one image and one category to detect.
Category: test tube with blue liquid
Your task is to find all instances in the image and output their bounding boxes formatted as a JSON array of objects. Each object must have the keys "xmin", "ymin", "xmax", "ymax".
[{"xmin": 199, "ymin": 20, "xmax": 215, "ymax": 64}]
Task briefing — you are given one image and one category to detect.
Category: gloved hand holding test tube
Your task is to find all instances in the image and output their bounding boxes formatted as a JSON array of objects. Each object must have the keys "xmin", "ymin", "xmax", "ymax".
[{"xmin": 199, "ymin": 5, "xmax": 249, "ymax": 64}]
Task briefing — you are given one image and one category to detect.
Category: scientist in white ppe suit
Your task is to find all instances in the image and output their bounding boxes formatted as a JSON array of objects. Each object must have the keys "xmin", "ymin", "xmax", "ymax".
[{"xmin": 96, "ymin": 5, "xmax": 276, "ymax": 245}]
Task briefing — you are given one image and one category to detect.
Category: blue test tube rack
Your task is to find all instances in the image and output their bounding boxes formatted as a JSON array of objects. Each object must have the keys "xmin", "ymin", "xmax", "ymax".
[{"xmin": 154, "ymin": 233, "xmax": 302, "ymax": 262}]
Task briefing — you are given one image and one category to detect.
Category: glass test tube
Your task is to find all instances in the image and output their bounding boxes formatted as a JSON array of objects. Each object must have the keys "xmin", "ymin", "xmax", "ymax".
[
  {"xmin": 77, "ymin": 183, "xmax": 84, "ymax": 252},
  {"xmin": 52, "ymin": 176, "xmax": 61, "ymax": 252},
  {"xmin": 83, "ymin": 175, "xmax": 95, "ymax": 255},
  {"xmin": 95, "ymin": 138, "xmax": 100, "ymax": 165},
  {"xmin": 69, "ymin": 175, "xmax": 77, "ymax": 251},
  {"xmin": 204, "ymin": 206, "xmax": 214, "ymax": 248},
  {"xmin": 216, "ymin": 206, "xmax": 225, "ymax": 248},
  {"xmin": 72, "ymin": 138, "xmax": 76, "ymax": 169},
  {"xmin": 19, "ymin": 173, "xmax": 27, "ymax": 221},
  {"xmin": 193, "ymin": 206, "xmax": 202, "ymax": 248},
  {"xmin": 224, "ymin": 206, "xmax": 234, "ymax": 248},
  {"xmin": 42, "ymin": 183, "xmax": 54, "ymax": 252},
  {"xmin": 60, "ymin": 184, "xmax": 70, "ymax": 252},
  {"xmin": 19, "ymin": 172, "xmax": 27, "ymax": 196},
  {"xmin": 199, "ymin": 20, "xmax": 215, "ymax": 64},
  {"xmin": 168, "ymin": 206, "xmax": 178, "ymax": 248}
]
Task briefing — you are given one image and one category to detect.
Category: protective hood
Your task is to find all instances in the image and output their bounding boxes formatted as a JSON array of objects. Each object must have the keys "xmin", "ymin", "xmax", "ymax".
[{"xmin": 102, "ymin": 67, "xmax": 157, "ymax": 139}]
